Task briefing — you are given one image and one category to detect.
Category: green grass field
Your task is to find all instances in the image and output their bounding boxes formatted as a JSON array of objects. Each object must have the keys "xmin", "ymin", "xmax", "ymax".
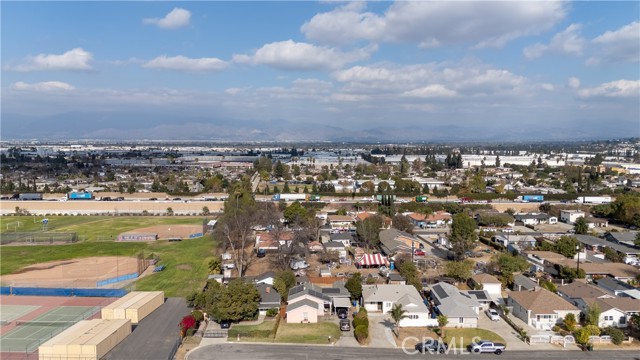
[
  {"xmin": 0, "ymin": 216, "xmax": 203, "ymax": 241},
  {"xmin": 0, "ymin": 215, "xmax": 217, "ymax": 297},
  {"xmin": 275, "ymin": 322, "xmax": 341, "ymax": 344}
]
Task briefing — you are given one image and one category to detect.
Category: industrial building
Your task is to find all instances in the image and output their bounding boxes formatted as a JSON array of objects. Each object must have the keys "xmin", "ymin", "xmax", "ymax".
[
  {"xmin": 101, "ymin": 291, "xmax": 164, "ymax": 324},
  {"xmin": 39, "ymin": 319, "xmax": 131, "ymax": 360}
]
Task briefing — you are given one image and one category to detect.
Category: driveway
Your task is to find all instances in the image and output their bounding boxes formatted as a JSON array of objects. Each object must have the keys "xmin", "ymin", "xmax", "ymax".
[
  {"xmin": 367, "ymin": 314, "xmax": 397, "ymax": 348},
  {"xmin": 478, "ymin": 309, "xmax": 564, "ymax": 351}
]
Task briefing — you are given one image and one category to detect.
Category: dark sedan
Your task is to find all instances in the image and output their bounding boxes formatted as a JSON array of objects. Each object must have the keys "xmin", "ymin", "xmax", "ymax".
[{"xmin": 414, "ymin": 340, "xmax": 448, "ymax": 354}]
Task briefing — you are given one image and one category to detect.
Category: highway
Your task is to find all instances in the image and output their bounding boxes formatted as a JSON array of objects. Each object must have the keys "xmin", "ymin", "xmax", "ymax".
[{"xmin": 186, "ymin": 343, "xmax": 640, "ymax": 360}]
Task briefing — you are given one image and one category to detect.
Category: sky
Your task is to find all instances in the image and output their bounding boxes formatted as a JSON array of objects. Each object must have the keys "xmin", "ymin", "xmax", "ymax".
[{"xmin": 1, "ymin": 1, "xmax": 639, "ymax": 142}]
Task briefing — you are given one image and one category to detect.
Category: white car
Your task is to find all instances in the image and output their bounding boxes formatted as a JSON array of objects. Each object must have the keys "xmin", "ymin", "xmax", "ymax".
[{"xmin": 486, "ymin": 309, "xmax": 500, "ymax": 321}]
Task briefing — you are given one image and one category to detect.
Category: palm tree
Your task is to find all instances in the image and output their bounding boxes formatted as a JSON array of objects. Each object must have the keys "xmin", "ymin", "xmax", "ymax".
[
  {"xmin": 388, "ymin": 303, "xmax": 407, "ymax": 336},
  {"xmin": 437, "ymin": 314, "xmax": 449, "ymax": 338}
]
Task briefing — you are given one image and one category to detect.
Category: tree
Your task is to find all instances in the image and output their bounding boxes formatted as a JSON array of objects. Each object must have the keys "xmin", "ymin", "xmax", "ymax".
[
  {"xmin": 449, "ymin": 213, "xmax": 477, "ymax": 259},
  {"xmin": 573, "ymin": 327, "xmax": 591, "ymax": 346},
  {"xmin": 210, "ymin": 279, "xmax": 260, "ymax": 322},
  {"xmin": 564, "ymin": 313, "xmax": 577, "ymax": 331},
  {"xmin": 494, "ymin": 253, "xmax": 529, "ymax": 275},
  {"xmin": 208, "ymin": 257, "xmax": 222, "ymax": 274},
  {"xmin": 166, "ymin": 207, "xmax": 174, "ymax": 216},
  {"xmin": 215, "ymin": 189, "xmax": 260, "ymax": 276},
  {"xmin": 558, "ymin": 265, "xmax": 586, "ymax": 280},
  {"xmin": 574, "ymin": 217, "xmax": 589, "ymax": 235},
  {"xmin": 399, "ymin": 155, "xmax": 410, "ymax": 176},
  {"xmin": 345, "ymin": 272, "xmax": 363, "ymax": 301},
  {"xmin": 444, "ymin": 260, "xmax": 474, "ymax": 282},
  {"xmin": 555, "ymin": 235, "xmax": 581, "ymax": 258},
  {"xmin": 495, "ymin": 155, "xmax": 501, "ymax": 167},
  {"xmin": 391, "ymin": 214, "xmax": 414, "ymax": 234},
  {"xmin": 283, "ymin": 201, "xmax": 310, "ymax": 224},
  {"xmin": 202, "ymin": 206, "xmax": 210, "ymax": 215},
  {"xmin": 273, "ymin": 270, "xmax": 296, "ymax": 301},
  {"xmin": 585, "ymin": 303, "xmax": 601, "ymax": 326},
  {"xmin": 355, "ymin": 215, "xmax": 383, "ymax": 250},
  {"xmin": 437, "ymin": 314, "xmax": 449, "ymax": 337},
  {"xmin": 388, "ymin": 303, "xmax": 407, "ymax": 335},
  {"xmin": 179, "ymin": 315, "xmax": 197, "ymax": 337}
]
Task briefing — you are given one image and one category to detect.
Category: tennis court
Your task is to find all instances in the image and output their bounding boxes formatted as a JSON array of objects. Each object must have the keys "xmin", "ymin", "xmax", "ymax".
[
  {"xmin": 0, "ymin": 306, "xmax": 99, "ymax": 353},
  {"xmin": 0, "ymin": 305, "xmax": 40, "ymax": 325}
]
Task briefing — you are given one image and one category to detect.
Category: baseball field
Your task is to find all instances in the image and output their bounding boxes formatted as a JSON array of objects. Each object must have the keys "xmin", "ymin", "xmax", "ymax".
[{"xmin": 0, "ymin": 216, "xmax": 217, "ymax": 297}]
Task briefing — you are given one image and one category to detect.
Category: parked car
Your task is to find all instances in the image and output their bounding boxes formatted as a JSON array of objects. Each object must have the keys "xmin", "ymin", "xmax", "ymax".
[
  {"xmin": 256, "ymin": 249, "xmax": 266, "ymax": 258},
  {"xmin": 415, "ymin": 340, "xmax": 448, "ymax": 354},
  {"xmin": 414, "ymin": 249, "xmax": 426, "ymax": 257},
  {"xmin": 486, "ymin": 308, "xmax": 500, "ymax": 321},
  {"xmin": 467, "ymin": 340, "xmax": 505, "ymax": 355},
  {"xmin": 339, "ymin": 319, "xmax": 351, "ymax": 331},
  {"xmin": 337, "ymin": 309, "xmax": 348, "ymax": 319},
  {"xmin": 219, "ymin": 320, "xmax": 231, "ymax": 329}
]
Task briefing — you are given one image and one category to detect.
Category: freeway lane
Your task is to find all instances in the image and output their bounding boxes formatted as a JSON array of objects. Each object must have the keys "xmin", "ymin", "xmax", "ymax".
[{"xmin": 186, "ymin": 343, "xmax": 640, "ymax": 360}]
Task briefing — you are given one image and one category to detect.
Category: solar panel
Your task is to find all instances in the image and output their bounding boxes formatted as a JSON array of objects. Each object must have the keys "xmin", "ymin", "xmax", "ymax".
[
  {"xmin": 468, "ymin": 291, "xmax": 488, "ymax": 300},
  {"xmin": 432, "ymin": 285, "xmax": 448, "ymax": 299},
  {"xmin": 323, "ymin": 288, "xmax": 340, "ymax": 294}
]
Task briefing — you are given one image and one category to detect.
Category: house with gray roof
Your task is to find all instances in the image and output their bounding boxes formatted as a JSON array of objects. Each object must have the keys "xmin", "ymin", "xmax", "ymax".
[
  {"xmin": 329, "ymin": 232, "xmax": 353, "ymax": 247},
  {"xmin": 362, "ymin": 284, "xmax": 434, "ymax": 327},
  {"xmin": 429, "ymin": 282, "xmax": 481, "ymax": 328},
  {"xmin": 286, "ymin": 299, "xmax": 321, "ymax": 323},
  {"xmin": 256, "ymin": 283, "xmax": 281, "ymax": 315},
  {"xmin": 595, "ymin": 277, "xmax": 638, "ymax": 297},
  {"xmin": 512, "ymin": 274, "xmax": 538, "ymax": 292},
  {"xmin": 606, "ymin": 232, "xmax": 640, "ymax": 248},
  {"xmin": 378, "ymin": 228, "xmax": 422, "ymax": 257}
]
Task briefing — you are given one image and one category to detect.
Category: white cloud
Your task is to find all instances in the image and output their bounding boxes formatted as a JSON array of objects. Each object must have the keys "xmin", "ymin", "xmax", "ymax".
[
  {"xmin": 578, "ymin": 79, "xmax": 640, "ymax": 98},
  {"xmin": 540, "ymin": 83, "xmax": 555, "ymax": 91},
  {"xmin": 568, "ymin": 77, "xmax": 581, "ymax": 89},
  {"xmin": 524, "ymin": 24, "xmax": 585, "ymax": 59},
  {"xmin": 5, "ymin": 48, "xmax": 93, "ymax": 72},
  {"xmin": 233, "ymin": 40, "xmax": 375, "ymax": 71},
  {"xmin": 302, "ymin": 1, "xmax": 566, "ymax": 48},
  {"xmin": 143, "ymin": 55, "xmax": 228, "ymax": 72},
  {"xmin": 587, "ymin": 21, "xmax": 640, "ymax": 65},
  {"xmin": 403, "ymin": 84, "xmax": 457, "ymax": 98},
  {"xmin": 11, "ymin": 81, "xmax": 75, "ymax": 92},
  {"xmin": 143, "ymin": 8, "xmax": 191, "ymax": 29}
]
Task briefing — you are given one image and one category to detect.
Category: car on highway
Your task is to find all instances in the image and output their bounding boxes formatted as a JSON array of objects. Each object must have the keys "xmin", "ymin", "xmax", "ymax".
[
  {"xmin": 486, "ymin": 308, "xmax": 500, "ymax": 321},
  {"xmin": 414, "ymin": 340, "xmax": 448, "ymax": 353}
]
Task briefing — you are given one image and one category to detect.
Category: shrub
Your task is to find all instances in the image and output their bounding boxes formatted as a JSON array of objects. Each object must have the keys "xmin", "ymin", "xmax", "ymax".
[
  {"xmin": 604, "ymin": 327, "xmax": 624, "ymax": 345},
  {"xmin": 179, "ymin": 315, "xmax": 197, "ymax": 336},
  {"xmin": 552, "ymin": 325, "xmax": 561, "ymax": 333},
  {"xmin": 353, "ymin": 316, "xmax": 369, "ymax": 329},
  {"xmin": 266, "ymin": 308, "xmax": 279, "ymax": 317},
  {"xmin": 354, "ymin": 324, "xmax": 369, "ymax": 343},
  {"xmin": 584, "ymin": 324, "xmax": 601, "ymax": 336},
  {"xmin": 191, "ymin": 310, "xmax": 204, "ymax": 322},
  {"xmin": 574, "ymin": 328, "xmax": 590, "ymax": 345}
]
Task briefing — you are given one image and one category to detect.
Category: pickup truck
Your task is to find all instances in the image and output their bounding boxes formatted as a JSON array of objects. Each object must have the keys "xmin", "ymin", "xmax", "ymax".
[{"xmin": 467, "ymin": 340, "xmax": 506, "ymax": 355}]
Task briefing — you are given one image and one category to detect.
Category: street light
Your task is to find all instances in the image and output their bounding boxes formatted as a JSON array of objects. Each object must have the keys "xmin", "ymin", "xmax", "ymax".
[{"xmin": 576, "ymin": 245, "xmax": 581, "ymax": 274}]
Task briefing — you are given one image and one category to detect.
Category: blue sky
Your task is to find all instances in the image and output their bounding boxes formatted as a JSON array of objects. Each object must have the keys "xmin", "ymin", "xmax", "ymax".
[{"xmin": 2, "ymin": 1, "xmax": 639, "ymax": 141}]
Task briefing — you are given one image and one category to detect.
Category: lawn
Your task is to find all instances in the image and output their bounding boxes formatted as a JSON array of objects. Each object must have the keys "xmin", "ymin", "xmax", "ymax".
[
  {"xmin": 442, "ymin": 328, "xmax": 505, "ymax": 349},
  {"xmin": 275, "ymin": 322, "xmax": 341, "ymax": 344},
  {"xmin": 0, "ymin": 216, "xmax": 204, "ymax": 241},
  {"xmin": 228, "ymin": 319, "xmax": 278, "ymax": 340},
  {"xmin": 0, "ymin": 236, "xmax": 216, "ymax": 298}
]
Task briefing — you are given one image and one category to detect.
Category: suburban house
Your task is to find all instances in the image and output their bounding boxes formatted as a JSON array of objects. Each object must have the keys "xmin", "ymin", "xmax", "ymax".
[
  {"xmin": 492, "ymin": 234, "xmax": 537, "ymax": 252},
  {"xmin": 329, "ymin": 232, "xmax": 353, "ymax": 247},
  {"xmin": 468, "ymin": 273, "xmax": 502, "ymax": 299},
  {"xmin": 514, "ymin": 213, "xmax": 557, "ymax": 226},
  {"xmin": 406, "ymin": 213, "xmax": 427, "ymax": 228},
  {"xmin": 362, "ymin": 284, "xmax": 434, "ymax": 327},
  {"xmin": 560, "ymin": 210, "xmax": 585, "ymax": 224},
  {"xmin": 512, "ymin": 274, "xmax": 538, "ymax": 291},
  {"xmin": 387, "ymin": 274, "xmax": 406, "ymax": 285},
  {"xmin": 557, "ymin": 281, "xmax": 614, "ymax": 310},
  {"xmin": 574, "ymin": 235, "xmax": 607, "ymax": 252},
  {"xmin": 324, "ymin": 241, "xmax": 348, "ymax": 259},
  {"xmin": 507, "ymin": 287, "xmax": 580, "ymax": 330},
  {"xmin": 425, "ymin": 211, "xmax": 453, "ymax": 227},
  {"xmin": 429, "ymin": 282, "xmax": 480, "ymax": 328},
  {"xmin": 256, "ymin": 283, "xmax": 281, "ymax": 315},
  {"xmin": 286, "ymin": 300, "xmax": 320, "ymax": 324},
  {"xmin": 255, "ymin": 231, "xmax": 295, "ymax": 252},
  {"xmin": 379, "ymin": 228, "xmax": 423, "ymax": 257},
  {"xmin": 327, "ymin": 215, "xmax": 354, "ymax": 230},
  {"xmin": 587, "ymin": 297, "xmax": 640, "ymax": 328},
  {"xmin": 253, "ymin": 271, "xmax": 276, "ymax": 286},
  {"xmin": 595, "ymin": 277, "xmax": 639, "ymax": 297},
  {"xmin": 605, "ymin": 231, "xmax": 640, "ymax": 248},
  {"xmin": 523, "ymin": 250, "xmax": 567, "ymax": 273},
  {"xmin": 307, "ymin": 241, "xmax": 324, "ymax": 253},
  {"xmin": 604, "ymin": 232, "xmax": 640, "ymax": 265}
]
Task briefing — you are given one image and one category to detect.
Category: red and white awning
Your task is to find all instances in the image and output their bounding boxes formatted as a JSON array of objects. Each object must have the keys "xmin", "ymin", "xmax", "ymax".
[{"xmin": 356, "ymin": 253, "xmax": 389, "ymax": 266}]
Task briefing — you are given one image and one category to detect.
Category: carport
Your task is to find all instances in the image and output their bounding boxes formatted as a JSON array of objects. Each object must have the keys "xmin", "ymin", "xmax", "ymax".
[{"xmin": 333, "ymin": 297, "xmax": 352, "ymax": 311}]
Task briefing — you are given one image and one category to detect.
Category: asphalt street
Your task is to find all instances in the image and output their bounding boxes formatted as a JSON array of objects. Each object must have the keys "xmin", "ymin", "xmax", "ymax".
[{"xmin": 186, "ymin": 343, "xmax": 640, "ymax": 360}]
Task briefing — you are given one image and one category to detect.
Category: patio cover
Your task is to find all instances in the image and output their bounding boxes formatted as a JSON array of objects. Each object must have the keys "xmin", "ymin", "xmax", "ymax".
[
  {"xmin": 356, "ymin": 253, "xmax": 389, "ymax": 267},
  {"xmin": 333, "ymin": 297, "xmax": 352, "ymax": 309}
]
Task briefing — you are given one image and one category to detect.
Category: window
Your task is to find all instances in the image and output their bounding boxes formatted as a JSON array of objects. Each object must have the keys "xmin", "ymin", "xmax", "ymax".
[
  {"xmin": 459, "ymin": 317, "xmax": 464, "ymax": 323},
  {"xmin": 407, "ymin": 315, "xmax": 418, "ymax": 320},
  {"xmin": 303, "ymin": 312, "xmax": 308, "ymax": 321},
  {"xmin": 604, "ymin": 316, "xmax": 613, "ymax": 321},
  {"xmin": 620, "ymin": 317, "xmax": 626, "ymax": 324}
]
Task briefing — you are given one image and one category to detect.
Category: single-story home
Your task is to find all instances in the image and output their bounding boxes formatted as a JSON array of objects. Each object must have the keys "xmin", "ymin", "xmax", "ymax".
[
  {"xmin": 430, "ymin": 282, "xmax": 480, "ymax": 328},
  {"xmin": 286, "ymin": 299, "xmax": 320, "ymax": 323},
  {"xmin": 589, "ymin": 297, "xmax": 640, "ymax": 328},
  {"xmin": 329, "ymin": 232, "xmax": 353, "ymax": 247},
  {"xmin": 512, "ymin": 274, "xmax": 538, "ymax": 292},
  {"xmin": 468, "ymin": 273, "xmax": 502, "ymax": 299},
  {"xmin": 253, "ymin": 271, "xmax": 276, "ymax": 286},
  {"xmin": 507, "ymin": 287, "xmax": 580, "ymax": 330},
  {"xmin": 327, "ymin": 215, "xmax": 354, "ymax": 230},
  {"xmin": 362, "ymin": 284, "xmax": 434, "ymax": 327},
  {"xmin": 256, "ymin": 283, "xmax": 281, "ymax": 315},
  {"xmin": 324, "ymin": 241, "xmax": 347, "ymax": 259}
]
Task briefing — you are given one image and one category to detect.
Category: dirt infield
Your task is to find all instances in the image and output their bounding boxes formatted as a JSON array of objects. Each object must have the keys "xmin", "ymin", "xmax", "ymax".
[
  {"xmin": 119, "ymin": 224, "xmax": 203, "ymax": 240},
  {"xmin": 0, "ymin": 256, "xmax": 138, "ymax": 288}
]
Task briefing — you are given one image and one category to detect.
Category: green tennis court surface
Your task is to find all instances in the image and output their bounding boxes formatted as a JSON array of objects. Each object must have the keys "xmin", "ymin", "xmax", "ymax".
[
  {"xmin": 0, "ymin": 306, "xmax": 99, "ymax": 353},
  {"xmin": 0, "ymin": 305, "xmax": 40, "ymax": 324}
]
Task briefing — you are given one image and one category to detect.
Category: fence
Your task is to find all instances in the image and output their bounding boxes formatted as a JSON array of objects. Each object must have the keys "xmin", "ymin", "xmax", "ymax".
[
  {"xmin": 589, "ymin": 335, "xmax": 612, "ymax": 344},
  {"xmin": 0, "ymin": 232, "xmax": 77, "ymax": 245},
  {"xmin": 167, "ymin": 336, "xmax": 182, "ymax": 360},
  {"xmin": 96, "ymin": 272, "xmax": 138, "ymax": 287},
  {"xmin": 1, "ymin": 286, "xmax": 128, "ymax": 297}
]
